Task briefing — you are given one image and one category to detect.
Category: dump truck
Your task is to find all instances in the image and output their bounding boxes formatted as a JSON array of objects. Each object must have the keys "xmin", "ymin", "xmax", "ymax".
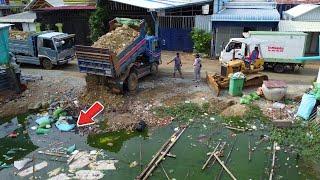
[
  {"xmin": 220, "ymin": 31, "xmax": 307, "ymax": 73},
  {"xmin": 9, "ymin": 31, "xmax": 76, "ymax": 69},
  {"xmin": 76, "ymin": 18, "xmax": 161, "ymax": 93}
]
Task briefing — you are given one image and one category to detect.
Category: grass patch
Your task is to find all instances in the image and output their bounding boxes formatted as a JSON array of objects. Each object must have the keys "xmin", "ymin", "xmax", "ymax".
[
  {"xmin": 271, "ymin": 120, "xmax": 320, "ymax": 160},
  {"xmin": 153, "ymin": 102, "xmax": 210, "ymax": 122},
  {"xmin": 222, "ymin": 105, "xmax": 269, "ymax": 129}
]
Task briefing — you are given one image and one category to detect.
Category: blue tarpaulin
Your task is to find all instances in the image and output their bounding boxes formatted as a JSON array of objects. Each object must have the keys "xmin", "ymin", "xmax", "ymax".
[{"xmin": 0, "ymin": 24, "xmax": 11, "ymax": 65}]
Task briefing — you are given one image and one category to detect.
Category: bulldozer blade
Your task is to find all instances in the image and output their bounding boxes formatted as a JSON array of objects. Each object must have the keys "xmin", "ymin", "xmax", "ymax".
[
  {"xmin": 206, "ymin": 72, "xmax": 221, "ymax": 96},
  {"xmin": 244, "ymin": 74, "xmax": 268, "ymax": 87}
]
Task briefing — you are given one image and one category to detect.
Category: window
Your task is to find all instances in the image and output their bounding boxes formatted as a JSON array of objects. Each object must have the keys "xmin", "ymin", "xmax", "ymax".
[{"xmin": 43, "ymin": 39, "xmax": 55, "ymax": 50}]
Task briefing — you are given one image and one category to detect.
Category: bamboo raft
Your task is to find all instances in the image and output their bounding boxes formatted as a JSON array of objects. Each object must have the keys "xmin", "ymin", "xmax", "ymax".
[{"xmin": 136, "ymin": 125, "xmax": 188, "ymax": 180}]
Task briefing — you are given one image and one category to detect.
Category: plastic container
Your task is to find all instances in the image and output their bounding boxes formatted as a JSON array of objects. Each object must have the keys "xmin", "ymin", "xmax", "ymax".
[{"xmin": 229, "ymin": 77, "xmax": 245, "ymax": 96}]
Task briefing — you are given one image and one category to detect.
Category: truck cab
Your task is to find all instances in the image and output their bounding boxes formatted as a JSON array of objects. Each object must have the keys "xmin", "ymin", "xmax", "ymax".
[{"xmin": 36, "ymin": 32, "xmax": 75, "ymax": 69}]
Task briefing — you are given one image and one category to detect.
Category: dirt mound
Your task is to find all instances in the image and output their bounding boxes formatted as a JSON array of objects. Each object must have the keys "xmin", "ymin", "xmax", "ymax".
[
  {"xmin": 92, "ymin": 25, "xmax": 140, "ymax": 54},
  {"xmin": 9, "ymin": 30, "xmax": 30, "ymax": 40},
  {"xmin": 220, "ymin": 104, "xmax": 249, "ymax": 118}
]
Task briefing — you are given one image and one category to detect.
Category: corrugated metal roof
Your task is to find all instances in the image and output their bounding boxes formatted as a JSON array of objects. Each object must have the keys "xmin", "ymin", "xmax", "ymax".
[
  {"xmin": 38, "ymin": 32, "xmax": 64, "ymax": 38},
  {"xmin": 46, "ymin": 0, "xmax": 65, "ymax": 7},
  {"xmin": 276, "ymin": 0, "xmax": 320, "ymax": 4},
  {"xmin": 211, "ymin": 8, "xmax": 280, "ymax": 22},
  {"xmin": 278, "ymin": 20, "xmax": 320, "ymax": 32},
  {"xmin": 0, "ymin": 11, "xmax": 36, "ymax": 23},
  {"xmin": 249, "ymin": 30, "xmax": 307, "ymax": 35},
  {"xmin": 284, "ymin": 4, "xmax": 320, "ymax": 18},
  {"xmin": 36, "ymin": 5, "xmax": 95, "ymax": 11},
  {"xmin": 109, "ymin": 0, "xmax": 213, "ymax": 10},
  {"xmin": 0, "ymin": 23, "xmax": 12, "ymax": 29}
]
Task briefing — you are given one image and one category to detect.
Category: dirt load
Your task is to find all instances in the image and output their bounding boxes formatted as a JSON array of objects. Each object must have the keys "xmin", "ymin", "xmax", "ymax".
[
  {"xmin": 9, "ymin": 30, "xmax": 30, "ymax": 40},
  {"xmin": 92, "ymin": 24, "xmax": 140, "ymax": 54},
  {"xmin": 220, "ymin": 104, "xmax": 249, "ymax": 118}
]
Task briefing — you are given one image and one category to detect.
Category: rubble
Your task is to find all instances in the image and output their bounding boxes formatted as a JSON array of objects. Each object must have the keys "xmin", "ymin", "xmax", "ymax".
[
  {"xmin": 220, "ymin": 104, "xmax": 249, "ymax": 118},
  {"xmin": 9, "ymin": 30, "xmax": 30, "ymax": 40},
  {"xmin": 92, "ymin": 24, "xmax": 140, "ymax": 54}
]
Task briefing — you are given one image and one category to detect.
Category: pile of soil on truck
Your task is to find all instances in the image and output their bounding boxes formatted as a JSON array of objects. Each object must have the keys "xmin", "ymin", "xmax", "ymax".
[
  {"xmin": 9, "ymin": 30, "xmax": 30, "ymax": 40},
  {"xmin": 92, "ymin": 24, "xmax": 140, "ymax": 54}
]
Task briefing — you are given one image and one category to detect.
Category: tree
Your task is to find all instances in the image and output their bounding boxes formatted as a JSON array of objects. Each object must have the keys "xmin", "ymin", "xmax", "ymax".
[
  {"xmin": 191, "ymin": 28, "xmax": 212, "ymax": 55},
  {"xmin": 89, "ymin": 2, "xmax": 109, "ymax": 42}
]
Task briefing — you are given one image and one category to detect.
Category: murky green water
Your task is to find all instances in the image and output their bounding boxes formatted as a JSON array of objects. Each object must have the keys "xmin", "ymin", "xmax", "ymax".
[
  {"xmin": 87, "ymin": 118, "xmax": 317, "ymax": 180},
  {"xmin": 0, "ymin": 114, "xmax": 38, "ymax": 166}
]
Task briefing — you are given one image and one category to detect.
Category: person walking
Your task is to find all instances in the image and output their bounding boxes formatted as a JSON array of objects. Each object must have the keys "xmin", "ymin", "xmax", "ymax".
[
  {"xmin": 193, "ymin": 54, "xmax": 202, "ymax": 82},
  {"xmin": 167, "ymin": 52, "xmax": 183, "ymax": 78}
]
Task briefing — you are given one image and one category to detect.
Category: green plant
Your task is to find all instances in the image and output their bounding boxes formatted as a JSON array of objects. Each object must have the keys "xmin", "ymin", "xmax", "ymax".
[
  {"xmin": 190, "ymin": 28, "xmax": 211, "ymax": 55},
  {"xmin": 154, "ymin": 103, "xmax": 208, "ymax": 122},
  {"xmin": 271, "ymin": 120, "xmax": 320, "ymax": 160},
  {"xmin": 89, "ymin": 3, "xmax": 109, "ymax": 42}
]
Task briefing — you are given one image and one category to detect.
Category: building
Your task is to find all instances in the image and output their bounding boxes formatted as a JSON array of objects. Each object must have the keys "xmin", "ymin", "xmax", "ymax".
[
  {"xmin": 104, "ymin": 0, "xmax": 214, "ymax": 52},
  {"xmin": 0, "ymin": 11, "xmax": 37, "ymax": 31},
  {"xmin": 211, "ymin": 0, "xmax": 280, "ymax": 57},
  {"xmin": 279, "ymin": 4, "xmax": 320, "ymax": 55},
  {"xmin": 276, "ymin": 0, "xmax": 320, "ymax": 18}
]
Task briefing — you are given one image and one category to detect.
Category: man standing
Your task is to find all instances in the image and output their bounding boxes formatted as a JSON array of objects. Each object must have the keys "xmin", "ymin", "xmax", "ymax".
[
  {"xmin": 193, "ymin": 54, "xmax": 202, "ymax": 82},
  {"xmin": 167, "ymin": 52, "xmax": 183, "ymax": 78}
]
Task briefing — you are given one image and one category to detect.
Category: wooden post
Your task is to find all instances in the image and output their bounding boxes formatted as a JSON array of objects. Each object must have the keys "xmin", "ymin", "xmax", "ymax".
[
  {"xmin": 217, "ymin": 137, "xmax": 238, "ymax": 180},
  {"xmin": 32, "ymin": 154, "xmax": 35, "ymax": 180},
  {"xmin": 248, "ymin": 137, "xmax": 252, "ymax": 162},
  {"xmin": 213, "ymin": 153, "xmax": 237, "ymax": 180},
  {"xmin": 161, "ymin": 164, "xmax": 170, "ymax": 180}
]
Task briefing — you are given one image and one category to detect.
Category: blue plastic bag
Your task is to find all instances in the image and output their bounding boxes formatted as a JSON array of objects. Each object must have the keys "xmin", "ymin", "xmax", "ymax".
[{"xmin": 297, "ymin": 93, "xmax": 317, "ymax": 120}]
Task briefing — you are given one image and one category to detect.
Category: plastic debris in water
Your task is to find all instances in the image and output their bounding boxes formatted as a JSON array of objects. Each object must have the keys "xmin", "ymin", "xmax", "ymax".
[
  {"xmin": 174, "ymin": 127, "xmax": 179, "ymax": 132},
  {"xmin": 129, "ymin": 161, "xmax": 138, "ymax": 168},
  {"xmin": 210, "ymin": 117, "xmax": 215, "ymax": 121},
  {"xmin": 203, "ymin": 124, "xmax": 207, "ymax": 129}
]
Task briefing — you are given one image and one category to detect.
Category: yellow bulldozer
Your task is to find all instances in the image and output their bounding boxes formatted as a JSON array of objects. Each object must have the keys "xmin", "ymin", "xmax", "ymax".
[{"xmin": 207, "ymin": 38, "xmax": 268, "ymax": 96}]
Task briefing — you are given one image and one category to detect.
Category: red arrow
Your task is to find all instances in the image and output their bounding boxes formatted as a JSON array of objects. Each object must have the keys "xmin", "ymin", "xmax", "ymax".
[{"xmin": 77, "ymin": 101, "xmax": 104, "ymax": 127}]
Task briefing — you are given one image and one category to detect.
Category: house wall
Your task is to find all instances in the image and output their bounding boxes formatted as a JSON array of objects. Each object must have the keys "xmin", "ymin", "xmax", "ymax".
[
  {"xmin": 22, "ymin": 22, "xmax": 36, "ymax": 32},
  {"xmin": 294, "ymin": 8, "xmax": 320, "ymax": 21}
]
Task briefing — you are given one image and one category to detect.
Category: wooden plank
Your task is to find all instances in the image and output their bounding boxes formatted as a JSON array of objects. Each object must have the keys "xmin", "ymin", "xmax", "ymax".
[
  {"xmin": 217, "ymin": 137, "xmax": 238, "ymax": 180},
  {"xmin": 269, "ymin": 142, "xmax": 277, "ymax": 180}
]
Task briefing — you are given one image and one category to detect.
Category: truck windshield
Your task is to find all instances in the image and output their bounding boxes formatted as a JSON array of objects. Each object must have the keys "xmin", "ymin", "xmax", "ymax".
[{"xmin": 55, "ymin": 37, "xmax": 75, "ymax": 52}]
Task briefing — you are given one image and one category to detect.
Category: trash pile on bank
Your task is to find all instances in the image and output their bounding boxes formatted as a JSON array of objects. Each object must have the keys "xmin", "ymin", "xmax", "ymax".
[
  {"xmin": 9, "ymin": 30, "xmax": 30, "ymax": 40},
  {"xmin": 92, "ymin": 24, "xmax": 140, "ymax": 54},
  {"xmin": 13, "ymin": 143, "xmax": 118, "ymax": 180}
]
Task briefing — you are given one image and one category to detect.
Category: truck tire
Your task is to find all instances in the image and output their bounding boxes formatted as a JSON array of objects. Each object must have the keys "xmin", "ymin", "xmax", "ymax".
[
  {"xmin": 127, "ymin": 72, "xmax": 138, "ymax": 92},
  {"xmin": 150, "ymin": 63, "xmax": 158, "ymax": 76},
  {"xmin": 273, "ymin": 64, "xmax": 285, "ymax": 73},
  {"xmin": 42, "ymin": 59, "xmax": 53, "ymax": 70}
]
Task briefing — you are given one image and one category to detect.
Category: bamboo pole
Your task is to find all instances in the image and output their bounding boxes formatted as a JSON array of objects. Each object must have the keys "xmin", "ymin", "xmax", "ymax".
[
  {"xmin": 161, "ymin": 164, "xmax": 170, "ymax": 180},
  {"xmin": 269, "ymin": 142, "xmax": 277, "ymax": 180},
  {"xmin": 225, "ymin": 126, "xmax": 246, "ymax": 132},
  {"xmin": 213, "ymin": 153, "xmax": 237, "ymax": 180},
  {"xmin": 217, "ymin": 137, "xmax": 238, "ymax": 180},
  {"xmin": 210, "ymin": 142, "xmax": 226, "ymax": 167},
  {"xmin": 202, "ymin": 141, "xmax": 221, "ymax": 170},
  {"xmin": 248, "ymin": 137, "xmax": 252, "ymax": 162},
  {"xmin": 137, "ymin": 126, "xmax": 188, "ymax": 180}
]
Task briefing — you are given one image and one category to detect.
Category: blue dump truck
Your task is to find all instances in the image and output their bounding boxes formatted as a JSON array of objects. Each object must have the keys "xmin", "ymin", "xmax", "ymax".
[
  {"xmin": 9, "ymin": 31, "xmax": 76, "ymax": 69},
  {"xmin": 76, "ymin": 18, "xmax": 161, "ymax": 92}
]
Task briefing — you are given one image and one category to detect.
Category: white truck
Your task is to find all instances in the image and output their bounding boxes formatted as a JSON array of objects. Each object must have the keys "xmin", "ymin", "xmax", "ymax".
[{"xmin": 220, "ymin": 31, "xmax": 307, "ymax": 73}]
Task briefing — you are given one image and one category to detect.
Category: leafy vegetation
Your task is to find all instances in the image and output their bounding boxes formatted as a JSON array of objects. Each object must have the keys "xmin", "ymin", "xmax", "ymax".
[
  {"xmin": 190, "ymin": 28, "xmax": 211, "ymax": 55},
  {"xmin": 222, "ymin": 105, "xmax": 269, "ymax": 128},
  {"xmin": 154, "ymin": 103, "xmax": 210, "ymax": 121},
  {"xmin": 89, "ymin": 2, "xmax": 109, "ymax": 42},
  {"xmin": 271, "ymin": 120, "xmax": 320, "ymax": 160}
]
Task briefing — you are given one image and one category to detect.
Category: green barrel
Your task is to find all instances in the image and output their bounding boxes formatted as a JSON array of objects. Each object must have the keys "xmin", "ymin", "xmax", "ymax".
[{"xmin": 229, "ymin": 77, "xmax": 245, "ymax": 96}]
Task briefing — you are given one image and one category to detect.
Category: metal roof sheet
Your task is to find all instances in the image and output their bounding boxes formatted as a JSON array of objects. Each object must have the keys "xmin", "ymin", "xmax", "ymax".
[
  {"xmin": 276, "ymin": 0, "xmax": 320, "ymax": 4},
  {"xmin": 278, "ymin": 20, "xmax": 320, "ymax": 32},
  {"xmin": 109, "ymin": 0, "xmax": 213, "ymax": 11},
  {"xmin": 0, "ymin": 23, "xmax": 12, "ymax": 29},
  {"xmin": 284, "ymin": 4, "xmax": 320, "ymax": 18},
  {"xmin": 0, "ymin": 11, "xmax": 36, "ymax": 23},
  {"xmin": 211, "ymin": 8, "xmax": 280, "ymax": 22},
  {"xmin": 38, "ymin": 32, "xmax": 64, "ymax": 38},
  {"xmin": 36, "ymin": 5, "xmax": 95, "ymax": 11},
  {"xmin": 249, "ymin": 30, "xmax": 307, "ymax": 35}
]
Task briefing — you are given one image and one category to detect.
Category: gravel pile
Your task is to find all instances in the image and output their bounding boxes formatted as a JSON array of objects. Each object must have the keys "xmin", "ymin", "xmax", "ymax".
[{"xmin": 92, "ymin": 25, "xmax": 140, "ymax": 54}]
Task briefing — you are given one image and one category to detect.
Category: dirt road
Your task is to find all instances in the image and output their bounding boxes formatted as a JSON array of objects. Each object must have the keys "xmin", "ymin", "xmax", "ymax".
[{"xmin": 0, "ymin": 51, "xmax": 318, "ymax": 128}]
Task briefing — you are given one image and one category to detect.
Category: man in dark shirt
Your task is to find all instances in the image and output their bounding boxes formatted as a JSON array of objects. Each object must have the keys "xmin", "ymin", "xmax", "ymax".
[{"xmin": 167, "ymin": 52, "xmax": 183, "ymax": 78}]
